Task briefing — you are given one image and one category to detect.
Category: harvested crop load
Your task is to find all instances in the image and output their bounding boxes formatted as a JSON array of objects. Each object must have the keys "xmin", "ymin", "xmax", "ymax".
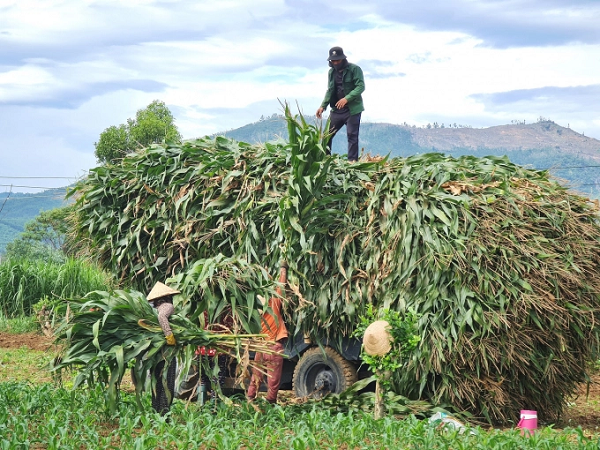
[
  {"xmin": 68, "ymin": 106, "xmax": 600, "ymax": 424},
  {"xmin": 52, "ymin": 285, "xmax": 277, "ymax": 413}
]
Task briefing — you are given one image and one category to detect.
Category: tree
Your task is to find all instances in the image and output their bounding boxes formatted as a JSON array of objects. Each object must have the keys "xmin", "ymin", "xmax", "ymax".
[
  {"xmin": 21, "ymin": 207, "xmax": 73, "ymax": 251},
  {"xmin": 94, "ymin": 100, "xmax": 182, "ymax": 164},
  {"xmin": 93, "ymin": 124, "xmax": 130, "ymax": 165},
  {"xmin": 5, "ymin": 206, "xmax": 75, "ymax": 262},
  {"xmin": 4, "ymin": 239, "xmax": 64, "ymax": 263}
]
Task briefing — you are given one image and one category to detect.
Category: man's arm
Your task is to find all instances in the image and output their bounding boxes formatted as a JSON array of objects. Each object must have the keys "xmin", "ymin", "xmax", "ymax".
[{"xmin": 317, "ymin": 69, "xmax": 334, "ymax": 117}]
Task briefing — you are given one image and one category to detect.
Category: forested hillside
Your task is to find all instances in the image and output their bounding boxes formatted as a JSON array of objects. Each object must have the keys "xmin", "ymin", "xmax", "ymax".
[{"xmin": 0, "ymin": 189, "xmax": 70, "ymax": 255}]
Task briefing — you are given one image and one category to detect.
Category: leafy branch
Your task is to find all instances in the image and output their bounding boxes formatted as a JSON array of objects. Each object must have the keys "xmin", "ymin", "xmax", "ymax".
[{"xmin": 353, "ymin": 305, "xmax": 421, "ymax": 390}]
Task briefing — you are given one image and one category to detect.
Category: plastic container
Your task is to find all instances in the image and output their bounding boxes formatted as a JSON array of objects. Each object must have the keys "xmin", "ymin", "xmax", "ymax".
[{"xmin": 517, "ymin": 410, "xmax": 537, "ymax": 435}]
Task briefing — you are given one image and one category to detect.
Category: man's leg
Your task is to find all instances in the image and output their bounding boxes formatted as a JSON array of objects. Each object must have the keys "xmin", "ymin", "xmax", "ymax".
[
  {"xmin": 327, "ymin": 111, "xmax": 347, "ymax": 155},
  {"xmin": 152, "ymin": 359, "xmax": 176, "ymax": 416},
  {"xmin": 264, "ymin": 341, "xmax": 285, "ymax": 404},
  {"xmin": 346, "ymin": 112, "xmax": 362, "ymax": 162},
  {"xmin": 151, "ymin": 360, "xmax": 164, "ymax": 413},
  {"xmin": 247, "ymin": 352, "xmax": 264, "ymax": 400}
]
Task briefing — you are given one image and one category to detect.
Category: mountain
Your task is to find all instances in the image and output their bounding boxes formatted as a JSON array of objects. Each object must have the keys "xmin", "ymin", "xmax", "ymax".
[
  {"xmin": 0, "ymin": 188, "xmax": 71, "ymax": 255},
  {"xmin": 218, "ymin": 115, "xmax": 600, "ymax": 160},
  {"xmin": 216, "ymin": 116, "xmax": 600, "ymax": 199}
]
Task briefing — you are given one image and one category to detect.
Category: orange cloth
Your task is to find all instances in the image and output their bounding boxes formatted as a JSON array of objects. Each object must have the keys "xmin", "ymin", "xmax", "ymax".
[
  {"xmin": 261, "ymin": 266, "xmax": 288, "ymax": 342},
  {"xmin": 261, "ymin": 295, "xmax": 288, "ymax": 342}
]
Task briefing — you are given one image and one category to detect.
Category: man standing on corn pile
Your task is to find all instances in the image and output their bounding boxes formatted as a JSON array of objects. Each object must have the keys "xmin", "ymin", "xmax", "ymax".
[
  {"xmin": 247, "ymin": 262, "xmax": 289, "ymax": 405},
  {"xmin": 316, "ymin": 46, "xmax": 365, "ymax": 162},
  {"xmin": 147, "ymin": 282, "xmax": 179, "ymax": 415}
]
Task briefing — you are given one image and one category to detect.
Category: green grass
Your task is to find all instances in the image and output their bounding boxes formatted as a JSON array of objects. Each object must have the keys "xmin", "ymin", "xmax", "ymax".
[
  {"xmin": 0, "ymin": 348, "xmax": 55, "ymax": 384},
  {"xmin": 0, "ymin": 382, "xmax": 598, "ymax": 449},
  {"xmin": 0, "ymin": 314, "xmax": 38, "ymax": 333},
  {"xmin": 0, "ymin": 257, "xmax": 116, "ymax": 318}
]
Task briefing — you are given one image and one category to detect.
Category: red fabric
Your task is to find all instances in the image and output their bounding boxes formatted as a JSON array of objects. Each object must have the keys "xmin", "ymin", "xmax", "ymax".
[
  {"xmin": 196, "ymin": 346, "xmax": 217, "ymax": 357},
  {"xmin": 247, "ymin": 341, "xmax": 285, "ymax": 403}
]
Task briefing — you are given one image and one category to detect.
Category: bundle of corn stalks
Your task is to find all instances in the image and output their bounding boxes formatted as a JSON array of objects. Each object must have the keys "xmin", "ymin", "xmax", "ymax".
[
  {"xmin": 68, "ymin": 104, "xmax": 600, "ymax": 424},
  {"xmin": 291, "ymin": 376, "xmax": 447, "ymax": 419},
  {"xmin": 52, "ymin": 287, "xmax": 276, "ymax": 413}
]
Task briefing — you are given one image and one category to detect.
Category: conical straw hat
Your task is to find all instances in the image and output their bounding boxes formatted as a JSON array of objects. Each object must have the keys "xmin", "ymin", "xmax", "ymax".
[
  {"xmin": 363, "ymin": 320, "xmax": 393, "ymax": 356},
  {"xmin": 147, "ymin": 282, "xmax": 181, "ymax": 301}
]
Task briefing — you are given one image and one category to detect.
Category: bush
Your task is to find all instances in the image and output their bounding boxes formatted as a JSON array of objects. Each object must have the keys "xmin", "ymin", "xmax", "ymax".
[
  {"xmin": 0, "ymin": 257, "xmax": 115, "ymax": 317},
  {"xmin": 0, "ymin": 313, "xmax": 37, "ymax": 333}
]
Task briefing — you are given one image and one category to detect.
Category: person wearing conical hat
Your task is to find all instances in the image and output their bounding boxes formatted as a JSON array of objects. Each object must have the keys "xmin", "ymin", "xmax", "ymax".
[
  {"xmin": 147, "ymin": 281, "xmax": 180, "ymax": 346},
  {"xmin": 147, "ymin": 281, "xmax": 180, "ymax": 416}
]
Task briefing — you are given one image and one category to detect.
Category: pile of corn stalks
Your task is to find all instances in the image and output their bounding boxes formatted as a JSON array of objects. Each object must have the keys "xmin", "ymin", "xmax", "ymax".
[
  {"xmin": 68, "ymin": 105, "xmax": 600, "ymax": 424},
  {"xmin": 52, "ymin": 287, "xmax": 276, "ymax": 413}
]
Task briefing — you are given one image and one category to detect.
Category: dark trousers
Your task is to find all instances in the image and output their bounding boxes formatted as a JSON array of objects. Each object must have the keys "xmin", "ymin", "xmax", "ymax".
[
  {"xmin": 328, "ymin": 110, "xmax": 362, "ymax": 161},
  {"xmin": 152, "ymin": 359, "xmax": 176, "ymax": 416}
]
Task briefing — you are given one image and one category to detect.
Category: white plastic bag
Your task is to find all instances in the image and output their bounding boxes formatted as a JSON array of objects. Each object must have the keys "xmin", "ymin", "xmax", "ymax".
[{"xmin": 429, "ymin": 412, "xmax": 475, "ymax": 435}]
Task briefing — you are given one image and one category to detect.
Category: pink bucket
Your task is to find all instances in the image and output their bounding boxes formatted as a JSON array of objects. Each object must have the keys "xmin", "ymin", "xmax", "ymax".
[{"xmin": 517, "ymin": 410, "xmax": 537, "ymax": 435}]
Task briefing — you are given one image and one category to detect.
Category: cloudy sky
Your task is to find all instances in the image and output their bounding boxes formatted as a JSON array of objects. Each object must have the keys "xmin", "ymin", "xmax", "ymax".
[{"xmin": 1, "ymin": 0, "xmax": 599, "ymax": 193}]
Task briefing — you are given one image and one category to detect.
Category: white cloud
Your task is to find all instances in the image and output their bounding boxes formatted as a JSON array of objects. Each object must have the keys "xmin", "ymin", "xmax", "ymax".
[{"xmin": 0, "ymin": 0, "xmax": 599, "ymax": 193}]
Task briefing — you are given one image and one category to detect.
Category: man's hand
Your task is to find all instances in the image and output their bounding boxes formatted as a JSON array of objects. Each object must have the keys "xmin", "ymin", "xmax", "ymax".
[
  {"xmin": 316, "ymin": 107, "xmax": 324, "ymax": 119},
  {"xmin": 335, "ymin": 98, "xmax": 348, "ymax": 109},
  {"xmin": 165, "ymin": 333, "xmax": 176, "ymax": 346}
]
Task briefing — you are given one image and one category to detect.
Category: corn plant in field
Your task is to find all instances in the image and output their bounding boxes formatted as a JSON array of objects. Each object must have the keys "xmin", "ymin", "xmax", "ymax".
[
  {"xmin": 2, "ymin": 381, "xmax": 600, "ymax": 449},
  {"xmin": 67, "ymin": 105, "xmax": 600, "ymax": 424}
]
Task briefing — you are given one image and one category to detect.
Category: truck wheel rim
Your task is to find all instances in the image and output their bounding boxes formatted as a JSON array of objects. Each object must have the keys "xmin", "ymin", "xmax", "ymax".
[{"xmin": 314, "ymin": 369, "xmax": 336, "ymax": 393}]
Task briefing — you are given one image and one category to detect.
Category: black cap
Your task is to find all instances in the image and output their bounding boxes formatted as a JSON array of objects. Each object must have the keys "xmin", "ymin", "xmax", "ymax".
[{"xmin": 327, "ymin": 46, "xmax": 347, "ymax": 61}]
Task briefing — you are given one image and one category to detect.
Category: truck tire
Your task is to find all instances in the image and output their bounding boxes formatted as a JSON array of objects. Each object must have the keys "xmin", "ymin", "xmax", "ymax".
[{"xmin": 292, "ymin": 346, "xmax": 358, "ymax": 399}]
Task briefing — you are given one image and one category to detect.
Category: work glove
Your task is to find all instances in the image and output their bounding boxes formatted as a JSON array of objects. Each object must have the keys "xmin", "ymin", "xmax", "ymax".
[{"xmin": 165, "ymin": 333, "xmax": 176, "ymax": 346}]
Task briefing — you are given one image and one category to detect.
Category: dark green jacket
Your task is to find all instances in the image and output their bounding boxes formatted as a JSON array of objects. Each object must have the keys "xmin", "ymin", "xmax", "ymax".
[{"xmin": 320, "ymin": 62, "xmax": 365, "ymax": 116}]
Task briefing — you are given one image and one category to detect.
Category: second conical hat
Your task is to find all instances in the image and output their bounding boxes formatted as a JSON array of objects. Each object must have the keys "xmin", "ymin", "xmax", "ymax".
[
  {"xmin": 363, "ymin": 320, "xmax": 393, "ymax": 356},
  {"xmin": 147, "ymin": 282, "xmax": 180, "ymax": 301}
]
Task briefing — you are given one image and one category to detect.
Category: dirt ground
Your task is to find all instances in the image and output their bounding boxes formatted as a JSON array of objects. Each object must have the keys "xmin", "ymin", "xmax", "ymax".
[
  {"xmin": 2, "ymin": 331, "xmax": 600, "ymax": 430},
  {"xmin": 562, "ymin": 372, "xmax": 600, "ymax": 431},
  {"xmin": 0, "ymin": 331, "xmax": 57, "ymax": 351}
]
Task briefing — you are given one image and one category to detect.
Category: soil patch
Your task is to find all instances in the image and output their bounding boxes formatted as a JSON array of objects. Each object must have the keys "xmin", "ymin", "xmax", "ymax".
[
  {"xmin": 561, "ymin": 373, "xmax": 600, "ymax": 431},
  {"xmin": 0, "ymin": 331, "xmax": 56, "ymax": 352}
]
